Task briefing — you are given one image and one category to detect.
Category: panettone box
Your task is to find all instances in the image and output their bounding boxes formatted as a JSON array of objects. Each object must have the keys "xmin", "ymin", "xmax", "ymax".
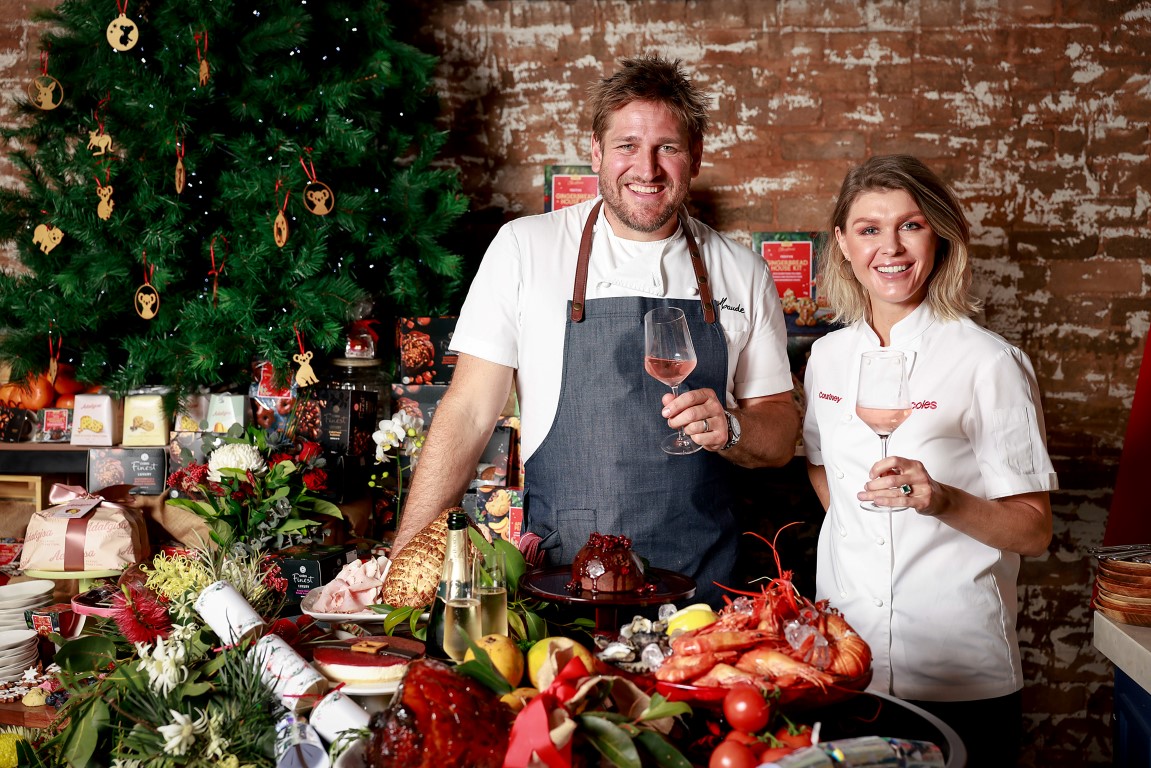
[
  {"xmin": 307, "ymin": 388, "xmax": 378, "ymax": 457},
  {"xmin": 70, "ymin": 394, "xmax": 123, "ymax": 446},
  {"xmin": 272, "ymin": 543, "xmax": 359, "ymax": 604},
  {"xmin": 87, "ymin": 448, "xmax": 168, "ymax": 495},
  {"xmin": 122, "ymin": 394, "xmax": 170, "ymax": 447},
  {"xmin": 173, "ymin": 394, "xmax": 210, "ymax": 432},
  {"xmin": 395, "ymin": 316, "xmax": 458, "ymax": 385},
  {"xmin": 207, "ymin": 393, "xmax": 248, "ymax": 433}
]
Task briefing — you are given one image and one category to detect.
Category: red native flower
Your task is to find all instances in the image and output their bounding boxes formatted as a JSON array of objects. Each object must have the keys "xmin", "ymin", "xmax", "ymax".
[
  {"xmin": 111, "ymin": 582, "xmax": 172, "ymax": 644},
  {"xmin": 302, "ymin": 468, "xmax": 328, "ymax": 491}
]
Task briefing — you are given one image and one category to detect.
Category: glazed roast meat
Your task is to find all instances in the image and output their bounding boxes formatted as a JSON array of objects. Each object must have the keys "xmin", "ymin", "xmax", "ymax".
[{"xmin": 366, "ymin": 657, "xmax": 514, "ymax": 767}]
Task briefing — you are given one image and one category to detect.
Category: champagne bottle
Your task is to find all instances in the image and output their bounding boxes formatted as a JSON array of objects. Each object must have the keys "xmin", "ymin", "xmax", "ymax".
[{"xmin": 425, "ymin": 510, "xmax": 478, "ymax": 661}]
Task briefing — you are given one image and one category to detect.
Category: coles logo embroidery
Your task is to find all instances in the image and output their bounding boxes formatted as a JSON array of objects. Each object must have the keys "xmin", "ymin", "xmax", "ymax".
[
  {"xmin": 819, "ymin": 391, "xmax": 841, "ymax": 403},
  {"xmin": 913, "ymin": 400, "xmax": 938, "ymax": 409},
  {"xmin": 717, "ymin": 296, "xmax": 746, "ymax": 315}
]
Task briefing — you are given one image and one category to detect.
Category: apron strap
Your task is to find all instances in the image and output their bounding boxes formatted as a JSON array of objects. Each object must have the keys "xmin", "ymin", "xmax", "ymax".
[{"xmin": 571, "ymin": 201, "xmax": 717, "ymax": 324}]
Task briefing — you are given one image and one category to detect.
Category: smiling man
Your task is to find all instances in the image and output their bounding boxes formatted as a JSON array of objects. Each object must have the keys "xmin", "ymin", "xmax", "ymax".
[{"xmin": 392, "ymin": 56, "xmax": 799, "ymax": 606}]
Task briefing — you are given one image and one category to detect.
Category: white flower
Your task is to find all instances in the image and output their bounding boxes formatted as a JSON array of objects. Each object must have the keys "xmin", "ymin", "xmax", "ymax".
[
  {"xmin": 207, "ymin": 443, "xmax": 267, "ymax": 482},
  {"xmin": 158, "ymin": 708, "xmax": 208, "ymax": 756},
  {"xmin": 373, "ymin": 411, "xmax": 426, "ymax": 462},
  {"xmin": 111, "ymin": 759, "xmax": 143, "ymax": 768},
  {"xmin": 135, "ymin": 636, "xmax": 189, "ymax": 696}
]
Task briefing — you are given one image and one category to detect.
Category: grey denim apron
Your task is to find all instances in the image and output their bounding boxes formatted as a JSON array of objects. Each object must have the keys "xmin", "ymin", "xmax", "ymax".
[{"xmin": 523, "ymin": 201, "xmax": 738, "ymax": 606}]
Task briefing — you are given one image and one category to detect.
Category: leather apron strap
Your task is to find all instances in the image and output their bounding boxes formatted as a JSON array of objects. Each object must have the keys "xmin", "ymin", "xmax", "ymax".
[{"xmin": 571, "ymin": 201, "xmax": 716, "ymax": 324}]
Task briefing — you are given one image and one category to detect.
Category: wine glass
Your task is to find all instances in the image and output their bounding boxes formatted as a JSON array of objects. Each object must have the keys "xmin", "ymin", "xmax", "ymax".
[
  {"xmin": 644, "ymin": 306, "xmax": 702, "ymax": 455},
  {"xmin": 856, "ymin": 349, "xmax": 912, "ymax": 511}
]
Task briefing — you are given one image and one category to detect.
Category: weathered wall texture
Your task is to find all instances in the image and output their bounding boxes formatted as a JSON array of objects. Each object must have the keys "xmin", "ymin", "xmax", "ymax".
[{"xmin": 1, "ymin": 1, "xmax": 1148, "ymax": 765}]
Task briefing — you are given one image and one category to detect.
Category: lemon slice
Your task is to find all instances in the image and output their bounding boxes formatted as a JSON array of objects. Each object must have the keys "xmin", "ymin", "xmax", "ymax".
[{"xmin": 666, "ymin": 605, "xmax": 718, "ymax": 635}]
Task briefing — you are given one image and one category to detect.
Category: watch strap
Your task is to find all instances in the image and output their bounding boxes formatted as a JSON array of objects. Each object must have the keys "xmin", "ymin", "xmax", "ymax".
[{"xmin": 721, "ymin": 410, "xmax": 740, "ymax": 451}]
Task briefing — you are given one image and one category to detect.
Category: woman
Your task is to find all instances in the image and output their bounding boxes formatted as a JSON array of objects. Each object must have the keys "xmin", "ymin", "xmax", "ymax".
[{"xmin": 803, "ymin": 155, "xmax": 1057, "ymax": 766}]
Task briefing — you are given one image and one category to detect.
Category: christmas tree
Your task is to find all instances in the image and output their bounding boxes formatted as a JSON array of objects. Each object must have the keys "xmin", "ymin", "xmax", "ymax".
[{"xmin": 0, "ymin": 0, "xmax": 466, "ymax": 399}]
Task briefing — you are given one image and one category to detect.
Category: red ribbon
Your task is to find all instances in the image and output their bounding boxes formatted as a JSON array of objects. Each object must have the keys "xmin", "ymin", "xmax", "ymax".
[
  {"xmin": 503, "ymin": 655, "xmax": 590, "ymax": 768},
  {"xmin": 49, "ymin": 484, "xmax": 135, "ymax": 572}
]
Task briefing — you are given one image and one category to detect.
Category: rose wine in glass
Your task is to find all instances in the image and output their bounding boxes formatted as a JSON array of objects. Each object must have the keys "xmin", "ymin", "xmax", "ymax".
[
  {"xmin": 856, "ymin": 349, "xmax": 912, "ymax": 511},
  {"xmin": 644, "ymin": 306, "xmax": 702, "ymax": 455}
]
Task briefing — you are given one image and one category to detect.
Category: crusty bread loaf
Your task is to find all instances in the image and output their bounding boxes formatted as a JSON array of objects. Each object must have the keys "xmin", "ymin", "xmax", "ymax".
[{"xmin": 381, "ymin": 509, "xmax": 451, "ymax": 608}]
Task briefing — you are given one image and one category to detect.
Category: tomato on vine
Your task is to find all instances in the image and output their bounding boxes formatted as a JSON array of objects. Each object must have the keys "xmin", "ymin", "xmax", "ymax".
[
  {"xmin": 709, "ymin": 739, "xmax": 759, "ymax": 768},
  {"xmin": 723, "ymin": 685, "xmax": 772, "ymax": 734}
]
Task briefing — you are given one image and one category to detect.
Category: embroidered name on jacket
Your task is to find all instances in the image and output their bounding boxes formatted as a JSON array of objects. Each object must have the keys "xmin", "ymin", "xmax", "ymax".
[
  {"xmin": 819, "ymin": 391, "xmax": 841, "ymax": 403},
  {"xmin": 717, "ymin": 296, "xmax": 746, "ymax": 314}
]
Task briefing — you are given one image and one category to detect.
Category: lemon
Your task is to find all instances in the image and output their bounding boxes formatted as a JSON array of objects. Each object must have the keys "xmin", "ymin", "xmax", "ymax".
[
  {"xmin": 464, "ymin": 633, "xmax": 525, "ymax": 687},
  {"xmin": 499, "ymin": 686, "xmax": 540, "ymax": 713},
  {"xmin": 526, "ymin": 636, "xmax": 595, "ymax": 689},
  {"xmin": 666, "ymin": 604, "xmax": 718, "ymax": 635}
]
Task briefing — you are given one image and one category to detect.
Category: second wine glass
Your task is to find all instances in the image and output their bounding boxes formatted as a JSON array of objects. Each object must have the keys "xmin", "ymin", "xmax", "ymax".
[
  {"xmin": 643, "ymin": 306, "xmax": 702, "ymax": 455},
  {"xmin": 856, "ymin": 349, "xmax": 912, "ymax": 511}
]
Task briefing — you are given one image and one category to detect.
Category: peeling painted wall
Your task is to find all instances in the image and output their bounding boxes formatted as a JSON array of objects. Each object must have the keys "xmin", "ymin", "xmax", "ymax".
[{"xmin": 1, "ymin": 1, "xmax": 1148, "ymax": 764}]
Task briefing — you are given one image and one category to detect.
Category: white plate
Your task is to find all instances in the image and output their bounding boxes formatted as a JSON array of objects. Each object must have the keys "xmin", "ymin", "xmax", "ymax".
[
  {"xmin": 0, "ymin": 581, "xmax": 54, "ymax": 606},
  {"xmin": 338, "ymin": 679, "xmax": 400, "ymax": 696},
  {"xmin": 0, "ymin": 656, "xmax": 39, "ymax": 676},
  {"xmin": 0, "ymin": 598, "xmax": 52, "ymax": 617},
  {"xmin": 333, "ymin": 739, "xmax": 365, "ymax": 768},
  {"xmin": 0, "ymin": 630, "xmax": 36, "ymax": 651},
  {"xmin": 299, "ymin": 588, "xmax": 390, "ymax": 624}
]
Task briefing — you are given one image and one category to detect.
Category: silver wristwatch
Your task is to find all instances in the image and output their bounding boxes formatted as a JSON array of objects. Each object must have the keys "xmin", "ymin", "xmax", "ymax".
[{"xmin": 721, "ymin": 410, "xmax": 741, "ymax": 451}]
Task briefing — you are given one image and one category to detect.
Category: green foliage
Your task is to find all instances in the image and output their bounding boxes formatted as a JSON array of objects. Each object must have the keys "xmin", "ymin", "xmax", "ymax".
[{"xmin": 0, "ymin": 0, "xmax": 466, "ymax": 395}]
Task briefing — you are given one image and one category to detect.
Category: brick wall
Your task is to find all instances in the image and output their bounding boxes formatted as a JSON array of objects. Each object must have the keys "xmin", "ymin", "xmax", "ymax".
[{"xmin": 2, "ymin": 1, "xmax": 1148, "ymax": 764}]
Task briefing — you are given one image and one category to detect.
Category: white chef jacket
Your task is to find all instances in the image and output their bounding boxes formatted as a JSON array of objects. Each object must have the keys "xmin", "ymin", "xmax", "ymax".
[
  {"xmin": 802, "ymin": 302, "xmax": 1057, "ymax": 701},
  {"xmin": 451, "ymin": 197, "xmax": 793, "ymax": 462}
]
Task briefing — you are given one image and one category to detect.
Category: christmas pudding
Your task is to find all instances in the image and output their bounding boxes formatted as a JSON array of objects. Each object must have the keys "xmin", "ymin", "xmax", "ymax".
[
  {"xmin": 568, "ymin": 532, "xmax": 646, "ymax": 593},
  {"xmin": 312, "ymin": 636, "xmax": 424, "ymax": 687}
]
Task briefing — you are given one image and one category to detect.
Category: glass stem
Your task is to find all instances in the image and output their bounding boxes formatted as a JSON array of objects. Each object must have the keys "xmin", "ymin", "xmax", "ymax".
[
  {"xmin": 880, "ymin": 434, "xmax": 890, "ymax": 459},
  {"xmin": 670, "ymin": 384, "xmax": 686, "ymax": 442}
]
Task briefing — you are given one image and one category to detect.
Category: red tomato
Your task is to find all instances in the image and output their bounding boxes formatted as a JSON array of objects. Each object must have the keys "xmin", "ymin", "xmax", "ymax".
[
  {"xmin": 775, "ymin": 723, "xmax": 814, "ymax": 748},
  {"xmin": 759, "ymin": 746, "xmax": 798, "ymax": 761},
  {"xmin": 723, "ymin": 685, "xmax": 771, "ymax": 734},
  {"xmin": 709, "ymin": 740, "xmax": 758, "ymax": 768}
]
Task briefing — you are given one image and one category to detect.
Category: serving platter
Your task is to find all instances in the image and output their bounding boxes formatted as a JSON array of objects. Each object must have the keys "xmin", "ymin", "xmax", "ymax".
[
  {"xmin": 300, "ymin": 588, "xmax": 390, "ymax": 624},
  {"xmin": 520, "ymin": 565, "xmax": 696, "ymax": 632},
  {"xmin": 656, "ymin": 669, "xmax": 873, "ymax": 711}
]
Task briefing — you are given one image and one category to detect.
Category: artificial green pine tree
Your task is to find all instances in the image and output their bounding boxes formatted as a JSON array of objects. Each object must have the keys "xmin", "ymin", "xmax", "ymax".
[{"xmin": 0, "ymin": 0, "xmax": 466, "ymax": 399}]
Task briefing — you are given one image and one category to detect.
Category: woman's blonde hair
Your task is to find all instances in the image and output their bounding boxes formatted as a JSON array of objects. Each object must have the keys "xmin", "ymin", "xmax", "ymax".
[{"xmin": 819, "ymin": 155, "xmax": 981, "ymax": 324}]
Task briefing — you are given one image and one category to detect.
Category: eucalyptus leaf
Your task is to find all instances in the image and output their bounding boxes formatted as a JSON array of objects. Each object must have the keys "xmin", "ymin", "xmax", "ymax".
[
  {"xmin": 635, "ymin": 730, "xmax": 694, "ymax": 768},
  {"xmin": 61, "ymin": 696, "xmax": 109, "ymax": 768},
  {"xmin": 54, "ymin": 635, "xmax": 116, "ymax": 675},
  {"xmin": 638, "ymin": 693, "xmax": 692, "ymax": 722},
  {"xmin": 181, "ymin": 680, "xmax": 214, "ymax": 698},
  {"xmin": 578, "ymin": 713, "xmax": 641, "ymax": 768}
]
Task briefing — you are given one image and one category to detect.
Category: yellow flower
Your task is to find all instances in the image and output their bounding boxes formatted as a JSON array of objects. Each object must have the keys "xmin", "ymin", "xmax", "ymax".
[{"xmin": 0, "ymin": 733, "xmax": 25, "ymax": 768}]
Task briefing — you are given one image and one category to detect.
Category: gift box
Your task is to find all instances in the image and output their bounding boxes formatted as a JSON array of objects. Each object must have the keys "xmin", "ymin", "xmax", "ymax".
[
  {"xmin": 122, "ymin": 394, "xmax": 170, "ymax": 446},
  {"xmin": 0, "ymin": 406, "xmax": 35, "ymax": 442},
  {"xmin": 207, "ymin": 393, "xmax": 248, "ymax": 433},
  {"xmin": 19, "ymin": 484, "xmax": 149, "ymax": 572},
  {"xmin": 471, "ymin": 425, "xmax": 516, "ymax": 489},
  {"xmin": 468, "ymin": 486, "xmax": 523, "ymax": 545},
  {"xmin": 396, "ymin": 316, "xmax": 458, "ymax": 385},
  {"xmin": 309, "ymin": 388, "xmax": 378, "ymax": 457},
  {"xmin": 390, "ymin": 384, "xmax": 449, "ymax": 427},
  {"xmin": 37, "ymin": 407, "xmax": 72, "ymax": 443},
  {"xmin": 26, "ymin": 602, "xmax": 80, "ymax": 637},
  {"xmin": 88, "ymin": 448, "xmax": 168, "ymax": 496},
  {"xmin": 70, "ymin": 394, "xmax": 123, "ymax": 446},
  {"xmin": 173, "ymin": 394, "xmax": 210, "ymax": 432},
  {"xmin": 271, "ymin": 543, "xmax": 359, "ymax": 604}
]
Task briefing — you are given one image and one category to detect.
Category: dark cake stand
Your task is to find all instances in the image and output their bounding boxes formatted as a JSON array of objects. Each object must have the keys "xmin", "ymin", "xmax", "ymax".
[{"xmin": 519, "ymin": 566, "xmax": 696, "ymax": 633}]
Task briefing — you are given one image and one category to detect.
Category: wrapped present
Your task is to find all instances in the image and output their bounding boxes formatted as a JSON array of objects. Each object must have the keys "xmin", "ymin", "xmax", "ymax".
[{"xmin": 19, "ymin": 484, "xmax": 149, "ymax": 572}]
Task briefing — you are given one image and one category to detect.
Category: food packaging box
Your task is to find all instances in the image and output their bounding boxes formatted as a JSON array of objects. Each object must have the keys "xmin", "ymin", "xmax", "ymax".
[
  {"xmin": 168, "ymin": 431, "xmax": 208, "ymax": 470},
  {"xmin": 87, "ymin": 447, "xmax": 168, "ymax": 495},
  {"xmin": 26, "ymin": 602, "xmax": 80, "ymax": 637},
  {"xmin": 467, "ymin": 486, "xmax": 523, "ymax": 545},
  {"xmin": 395, "ymin": 316, "xmax": 458, "ymax": 385},
  {"xmin": 250, "ymin": 361, "xmax": 296, "ymax": 439},
  {"xmin": 272, "ymin": 543, "xmax": 360, "ymax": 605},
  {"xmin": 207, "ymin": 393, "xmax": 248, "ymax": 433},
  {"xmin": 37, "ymin": 407, "xmax": 72, "ymax": 443},
  {"xmin": 122, "ymin": 394, "xmax": 170, "ymax": 446},
  {"xmin": 70, "ymin": 394, "xmax": 123, "ymax": 446},
  {"xmin": 471, "ymin": 424, "xmax": 516, "ymax": 489},
  {"xmin": 173, "ymin": 394, "xmax": 210, "ymax": 432},
  {"xmin": 0, "ymin": 406, "xmax": 34, "ymax": 443},
  {"xmin": 308, "ymin": 388, "xmax": 378, "ymax": 457},
  {"xmin": 390, "ymin": 383, "xmax": 449, "ymax": 427}
]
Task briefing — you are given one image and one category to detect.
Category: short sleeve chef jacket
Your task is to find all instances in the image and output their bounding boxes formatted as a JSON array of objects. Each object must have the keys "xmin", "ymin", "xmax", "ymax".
[
  {"xmin": 452, "ymin": 197, "xmax": 793, "ymax": 462},
  {"xmin": 802, "ymin": 303, "xmax": 1057, "ymax": 702}
]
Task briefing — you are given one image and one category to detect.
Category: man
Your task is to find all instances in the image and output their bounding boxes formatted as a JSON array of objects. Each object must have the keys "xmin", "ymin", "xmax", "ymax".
[{"xmin": 393, "ymin": 56, "xmax": 798, "ymax": 606}]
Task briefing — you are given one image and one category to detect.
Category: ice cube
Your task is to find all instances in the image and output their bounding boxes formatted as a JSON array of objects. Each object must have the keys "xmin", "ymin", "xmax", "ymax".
[
  {"xmin": 657, "ymin": 603, "xmax": 678, "ymax": 621},
  {"xmin": 641, "ymin": 642, "xmax": 667, "ymax": 670}
]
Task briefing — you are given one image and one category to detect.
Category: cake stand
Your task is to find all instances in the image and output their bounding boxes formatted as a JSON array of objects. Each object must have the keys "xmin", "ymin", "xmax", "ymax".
[{"xmin": 519, "ymin": 566, "xmax": 696, "ymax": 633}]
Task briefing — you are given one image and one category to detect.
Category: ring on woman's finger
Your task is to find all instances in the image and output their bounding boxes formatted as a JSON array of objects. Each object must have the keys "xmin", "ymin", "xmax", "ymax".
[
  {"xmin": 702, "ymin": 418, "xmax": 710, "ymax": 432},
  {"xmin": 899, "ymin": 484, "xmax": 913, "ymax": 496}
]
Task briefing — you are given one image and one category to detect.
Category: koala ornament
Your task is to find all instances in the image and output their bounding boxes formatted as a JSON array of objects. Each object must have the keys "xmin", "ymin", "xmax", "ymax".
[
  {"xmin": 302, "ymin": 181, "xmax": 334, "ymax": 216},
  {"xmin": 294, "ymin": 351, "xmax": 319, "ymax": 387}
]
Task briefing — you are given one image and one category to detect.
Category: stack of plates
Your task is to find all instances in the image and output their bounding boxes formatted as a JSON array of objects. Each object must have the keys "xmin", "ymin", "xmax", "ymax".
[
  {"xmin": 0, "ymin": 629, "xmax": 39, "ymax": 683},
  {"xmin": 1094, "ymin": 558, "xmax": 1151, "ymax": 626},
  {"xmin": 0, "ymin": 580, "xmax": 54, "ymax": 632}
]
